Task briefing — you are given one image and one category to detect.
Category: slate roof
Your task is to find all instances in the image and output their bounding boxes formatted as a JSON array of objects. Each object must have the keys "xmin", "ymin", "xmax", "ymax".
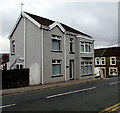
[
  {"xmin": 95, "ymin": 46, "xmax": 120, "ymax": 57},
  {"xmin": 25, "ymin": 12, "xmax": 92, "ymax": 38}
]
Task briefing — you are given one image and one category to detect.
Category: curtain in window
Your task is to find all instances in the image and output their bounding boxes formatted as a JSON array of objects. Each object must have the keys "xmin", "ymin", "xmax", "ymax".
[
  {"xmin": 52, "ymin": 64, "xmax": 61, "ymax": 75},
  {"xmin": 81, "ymin": 62, "xmax": 92, "ymax": 75},
  {"xmin": 52, "ymin": 40, "xmax": 60, "ymax": 50}
]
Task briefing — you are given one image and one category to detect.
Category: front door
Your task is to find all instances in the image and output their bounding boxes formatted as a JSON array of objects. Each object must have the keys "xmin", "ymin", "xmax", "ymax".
[
  {"xmin": 101, "ymin": 68, "xmax": 106, "ymax": 78},
  {"xmin": 69, "ymin": 60, "xmax": 74, "ymax": 80}
]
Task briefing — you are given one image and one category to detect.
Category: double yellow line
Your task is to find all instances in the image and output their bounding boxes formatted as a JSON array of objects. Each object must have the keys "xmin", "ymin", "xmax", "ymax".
[{"xmin": 99, "ymin": 103, "xmax": 120, "ymax": 113}]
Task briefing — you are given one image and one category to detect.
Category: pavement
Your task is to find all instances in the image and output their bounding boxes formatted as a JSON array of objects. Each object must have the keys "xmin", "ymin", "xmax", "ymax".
[
  {"xmin": 1, "ymin": 77, "xmax": 99, "ymax": 96},
  {"xmin": 2, "ymin": 76, "xmax": 119, "ymax": 111}
]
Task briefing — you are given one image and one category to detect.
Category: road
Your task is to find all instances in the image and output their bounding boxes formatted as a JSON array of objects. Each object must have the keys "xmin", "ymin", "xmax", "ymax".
[{"xmin": 1, "ymin": 76, "xmax": 120, "ymax": 112}]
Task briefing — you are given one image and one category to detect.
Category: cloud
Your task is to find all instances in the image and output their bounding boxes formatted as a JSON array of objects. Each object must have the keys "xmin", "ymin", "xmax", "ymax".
[
  {"xmin": 0, "ymin": 0, "xmax": 118, "ymax": 53},
  {"xmin": 0, "ymin": 36, "xmax": 10, "ymax": 53}
]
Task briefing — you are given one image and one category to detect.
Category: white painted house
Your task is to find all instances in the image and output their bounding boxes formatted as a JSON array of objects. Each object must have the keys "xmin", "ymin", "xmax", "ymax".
[{"xmin": 9, "ymin": 12, "xmax": 94, "ymax": 85}]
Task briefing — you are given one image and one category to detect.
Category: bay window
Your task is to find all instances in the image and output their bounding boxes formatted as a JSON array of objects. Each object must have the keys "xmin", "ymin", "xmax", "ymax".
[
  {"xmin": 81, "ymin": 62, "xmax": 92, "ymax": 75},
  {"xmin": 80, "ymin": 42, "xmax": 93, "ymax": 53}
]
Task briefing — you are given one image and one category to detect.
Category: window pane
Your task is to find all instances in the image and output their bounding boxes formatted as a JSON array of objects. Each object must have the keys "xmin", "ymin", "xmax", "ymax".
[
  {"xmin": 81, "ymin": 66, "xmax": 84, "ymax": 74},
  {"xmin": 102, "ymin": 61, "xmax": 104, "ymax": 64},
  {"xmin": 13, "ymin": 45, "xmax": 15, "ymax": 53},
  {"xmin": 52, "ymin": 64, "xmax": 61, "ymax": 75},
  {"xmin": 112, "ymin": 61, "xmax": 115, "ymax": 64},
  {"xmin": 85, "ymin": 66, "xmax": 88, "ymax": 74},
  {"xmin": 85, "ymin": 45, "xmax": 90, "ymax": 52},
  {"xmin": 57, "ymin": 60, "xmax": 61, "ymax": 63},
  {"xmin": 88, "ymin": 66, "xmax": 92, "ymax": 74},
  {"xmin": 52, "ymin": 40, "xmax": 60, "ymax": 50},
  {"xmin": 81, "ymin": 45, "xmax": 84, "ymax": 52},
  {"xmin": 70, "ymin": 42, "xmax": 73, "ymax": 52},
  {"xmin": 12, "ymin": 41, "xmax": 15, "ymax": 54},
  {"xmin": 52, "ymin": 60, "xmax": 56, "ymax": 63},
  {"xmin": 20, "ymin": 65, "xmax": 23, "ymax": 69},
  {"xmin": 16, "ymin": 65, "xmax": 19, "ymax": 69}
]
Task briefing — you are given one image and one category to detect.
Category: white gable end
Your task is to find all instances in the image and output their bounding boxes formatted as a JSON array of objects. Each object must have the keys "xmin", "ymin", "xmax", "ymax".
[
  {"xmin": 22, "ymin": 12, "xmax": 41, "ymax": 28},
  {"xmin": 49, "ymin": 21, "xmax": 65, "ymax": 33}
]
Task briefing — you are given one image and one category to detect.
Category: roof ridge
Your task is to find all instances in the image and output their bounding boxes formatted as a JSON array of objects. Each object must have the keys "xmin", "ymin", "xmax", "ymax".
[
  {"xmin": 24, "ymin": 12, "xmax": 55, "ymax": 23},
  {"xmin": 24, "ymin": 12, "xmax": 91, "ymax": 38}
]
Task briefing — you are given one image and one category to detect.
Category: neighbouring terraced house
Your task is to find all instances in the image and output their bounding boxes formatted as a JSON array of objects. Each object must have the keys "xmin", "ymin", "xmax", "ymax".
[
  {"xmin": 9, "ymin": 12, "xmax": 94, "ymax": 85},
  {"xmin": 95, "ymin": 46, "xmax": 120, "ymax": 78}
]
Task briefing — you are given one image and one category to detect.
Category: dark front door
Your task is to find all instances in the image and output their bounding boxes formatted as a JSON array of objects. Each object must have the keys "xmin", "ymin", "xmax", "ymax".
[{"xmin": 69, "ymin": 60, "xmax": 74, "ymax": 80}]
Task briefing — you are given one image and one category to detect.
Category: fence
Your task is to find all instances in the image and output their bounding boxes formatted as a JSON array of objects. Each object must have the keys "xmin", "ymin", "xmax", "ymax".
[{"xmin": 2, "ymin": 69, "xmax": 29, "ymax": 89}]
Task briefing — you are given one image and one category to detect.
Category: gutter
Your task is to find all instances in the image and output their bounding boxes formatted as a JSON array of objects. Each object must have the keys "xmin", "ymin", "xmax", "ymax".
[
  {"xmin": 24, "ymin": 17, "xmax": 26, "ymax": 68},
  {"xmin": 64, "ymin": 32, "xmax": 67, "ymax": 81},
  {"xmin": 41, "ymin": 26, "xmax": 44, "ymax": 84}
]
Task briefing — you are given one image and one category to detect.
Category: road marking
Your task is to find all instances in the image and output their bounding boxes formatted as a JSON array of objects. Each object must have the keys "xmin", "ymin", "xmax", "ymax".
[
  {"xmin": 98, "ymin": 103, "xmax": 120, "ymax": 113},
  {"xmin": 46, "ymin": 87, "xmax": 96, "ymax": 99},
  {"xmin": 110, "ymin": 106, "xmax": 120, "ymax": 112},
  {"xmin": 109, "ymin": 81, "xmax": 120, "ymax": 85},
  {"xmin": 0, "ymin": 104, "xmax": 16, "ymax": 109}
]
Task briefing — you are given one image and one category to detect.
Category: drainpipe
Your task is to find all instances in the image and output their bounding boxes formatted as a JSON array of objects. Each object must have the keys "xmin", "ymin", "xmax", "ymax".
[
  {"xmin": 24, "ymin": 17, "xmax": 26, "ymax": 68},
  {"xmin": 41, "ymin": 26, "xmax": 44, "ymax": 84},
  {"xmin": 64, "ymin": 32, "xmax": 67, "ymax": 81}
]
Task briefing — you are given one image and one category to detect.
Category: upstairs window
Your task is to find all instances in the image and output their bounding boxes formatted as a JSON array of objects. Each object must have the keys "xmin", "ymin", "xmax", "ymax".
[
  {"xmin": 70, "ymin": 38, "xmax": 74, "ymax": 53},
  {"xmin": 95, "ymin": 57, "xmax": 100, "ymax": 65},
  {"xmin": 11, "ymin": 40, "xmax": 15, "ymax": 54},
  {"xmin": 80, "ymin": 42, "xmax": 84, "ymax": 52},
  {"xmin": 52, "ymin": 35, "xmax": 61, "ymax": 51},
  {"xmin": 80, "ymin": 42, "xmax": 93, "ymax": 53},
  {"xmin": 101, "ymin": 57, "xmax": 106, "ymax": 65},
  {"xmin": 110, "ymin": 57, "xmax": 116, "ymax": 65},
  {"xmin": 85, "ymin": 43, "xmax": 90, "ymax": 52}
]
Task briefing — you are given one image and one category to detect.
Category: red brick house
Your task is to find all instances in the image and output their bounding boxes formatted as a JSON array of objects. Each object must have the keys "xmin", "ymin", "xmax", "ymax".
[{"xmin": 0, "ymin": 54, "xmax": 9, "ymax": 70}]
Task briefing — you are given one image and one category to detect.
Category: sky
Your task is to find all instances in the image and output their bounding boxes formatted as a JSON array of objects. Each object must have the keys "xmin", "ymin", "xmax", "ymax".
[{"xmin": 0, "ymin": 0, "xmax": 119, "ymax": 53}]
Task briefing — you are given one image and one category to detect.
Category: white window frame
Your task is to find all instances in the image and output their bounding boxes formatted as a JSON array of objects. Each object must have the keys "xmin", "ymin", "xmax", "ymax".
[
  {"xmin": 52, "ymin": 35, "xmax": 61, "ymax": 51},
  {"xmin": 52, "ymin": 60, "xmax": 61, "ymax": 76},
  {"xmin": 110, "ymin": 57, "xmax": 116, "ymax": 65},
  {"xmin": 70, "ymin": 38, "xmax": 74, "ymax": 52},
  {"xmin": 95, "ymin": 57, "xmax": 100, "ymax": 65},
  {"xmin": 81, "ymin": 62, "xmax": 93, "ymax": 75},
  {"xmin": 14, "ymin": 63, "xmax": 24, "ymax": 69},
  {"xmin": 80, "ymin": 42, "xmax": 93, "ymax": 53},
  {"xmin": 101, "ymin": 57, "xmax": 106, "ymax": 65},
  {"xmin": 109, "ymin": 67, "xmax": 118, "ymax": 76},
  {"xmin": 11, "ymin": 40, "xmax": 15, "ymax": 54},
  {"xmin": 80, "ymin": 42, "xmax": 85, "ymax": 53}
]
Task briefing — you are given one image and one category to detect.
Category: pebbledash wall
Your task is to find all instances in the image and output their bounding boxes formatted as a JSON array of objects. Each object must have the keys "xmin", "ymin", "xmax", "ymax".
[{"xmin": 9, "ymin": 12, "xmax": 94, "ymax": 85}]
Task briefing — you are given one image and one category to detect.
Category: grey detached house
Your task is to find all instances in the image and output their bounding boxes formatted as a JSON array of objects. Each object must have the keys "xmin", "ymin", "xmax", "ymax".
[{"xmin": 9, "ymin": 12, "xmax": 94, "ymax": 85}]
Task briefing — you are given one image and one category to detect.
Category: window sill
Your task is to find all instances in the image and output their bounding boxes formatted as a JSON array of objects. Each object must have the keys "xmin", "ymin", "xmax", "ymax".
[
  {"xmin": 11, "ymin": 53, "xmax": 15, "ymax": 55},
  {"xmin": 110, "ymin": 64, "xmax": 116, "ymax": 66},
  {"xmin": 51, "ymin": 50, "xmax": 62, "ymax": 53},
  {"xmin": 81, "ymin": 74, "xmax": 93, "ymax": 77},
  {"xmin": 69, "ymin": 51, "xmax": 75, "ymax": 54},
  {"xmin": 80, "ymin": 52, "xmax": 93, "ymax": 54},
  {"xmin": 51, "ymin": 74, "xmax": 63, "ymax": 78}
]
